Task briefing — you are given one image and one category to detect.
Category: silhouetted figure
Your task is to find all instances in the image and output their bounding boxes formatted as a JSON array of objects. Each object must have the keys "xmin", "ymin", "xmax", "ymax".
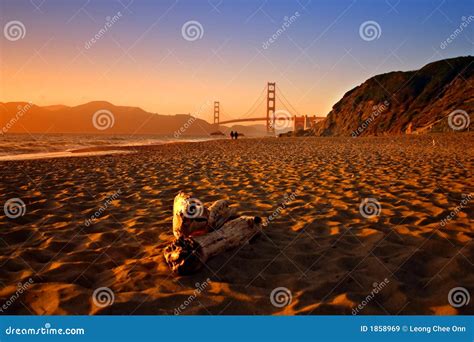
[
  {"xmin": 235, "ymin": 131, "xmax": 239, "ymax": 139},
  {"xmin": 230, "ymin": 131, "xmax": 235, "ymax": 139}
]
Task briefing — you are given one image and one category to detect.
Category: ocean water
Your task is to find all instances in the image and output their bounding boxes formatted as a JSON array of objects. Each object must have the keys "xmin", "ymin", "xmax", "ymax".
[{"xmin": 0, "ymin": 134, "xmax": 216, "ymax": 161}]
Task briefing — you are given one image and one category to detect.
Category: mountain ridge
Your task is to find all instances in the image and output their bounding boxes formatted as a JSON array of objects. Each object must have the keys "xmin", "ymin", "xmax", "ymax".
[{"xmin": 0, "ymin": 101, "xmax": 215, "ymax": 136}]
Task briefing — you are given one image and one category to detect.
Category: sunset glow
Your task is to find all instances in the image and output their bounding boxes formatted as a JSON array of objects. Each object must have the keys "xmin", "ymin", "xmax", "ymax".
[{"xmin": 1, "ymin": 0, "xmax": 472, "ymax": 123}]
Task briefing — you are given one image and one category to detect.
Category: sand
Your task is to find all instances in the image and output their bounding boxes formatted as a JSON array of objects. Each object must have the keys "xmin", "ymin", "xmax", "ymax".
[{"xmin": 0, "ymin": 134, "xmax": 473, "ymax": 315}]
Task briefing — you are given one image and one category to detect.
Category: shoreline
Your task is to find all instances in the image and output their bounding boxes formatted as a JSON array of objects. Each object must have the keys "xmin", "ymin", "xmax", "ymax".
[
  {"xmin": 0, "ymin": 137, "xmax": 224, "ymax": 162},
  {"xmin": 0, "ymin": 149, "xmax": 134, "ymax": 161},
  {"xmin": 1, "ymin": 132, "xmax": 469, "ymax": 162}
]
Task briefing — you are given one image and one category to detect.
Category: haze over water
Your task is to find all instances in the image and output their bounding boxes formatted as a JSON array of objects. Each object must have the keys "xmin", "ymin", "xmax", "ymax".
[{"xmin": 0, "ymin": 134, "xmax": 213, "ymax": 160}]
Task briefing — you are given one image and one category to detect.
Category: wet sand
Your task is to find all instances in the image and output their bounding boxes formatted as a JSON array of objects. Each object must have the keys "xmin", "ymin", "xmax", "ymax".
[{"xmin": 0, "ymin": 134, "xmax": 473, "ymax": 315}]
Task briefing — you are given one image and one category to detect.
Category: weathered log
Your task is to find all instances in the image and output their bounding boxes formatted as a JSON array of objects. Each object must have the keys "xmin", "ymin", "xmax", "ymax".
[
  {"xmin": 164, "ymin": 216, "xmax": 262, "ymax": 275},
  {"xmin": 208, "ymin": 200, "xmax": 236, "ymax": 230},
  {"xmin": 163, "ymin": 236, "xmax": 203, "ymax": 275},
  {"xmin": 172, "ymin": 192, "xmax": 209, "ymax": 239}
]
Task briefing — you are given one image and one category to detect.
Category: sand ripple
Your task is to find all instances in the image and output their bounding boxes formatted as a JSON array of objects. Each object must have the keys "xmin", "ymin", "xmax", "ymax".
[{"xmin": 0, "ymin": 134, "xmax": 472, "ymax": 315}]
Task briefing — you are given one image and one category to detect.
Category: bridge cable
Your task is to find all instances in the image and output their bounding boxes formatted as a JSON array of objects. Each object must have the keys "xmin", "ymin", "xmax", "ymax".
[
  {"xmin": 276, "ymin": 85, "xmax": 300, "ymax": 115},
  {"xmin": 220, "ymin": 85, "xmax": 266, "ymax": 122},
  {"xmin": 238, "ymin": 85, "xmax": 267, "ymax": 119},
  {"xmin": 276, "ymin": 94, "xmax": 293, "ymax": 117}
]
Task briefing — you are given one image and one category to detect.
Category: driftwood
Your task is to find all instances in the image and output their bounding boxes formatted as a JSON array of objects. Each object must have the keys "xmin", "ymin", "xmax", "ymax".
[
  {"xmin": 165, "ymin": 192, "xmax": 262, "ymax": 275},
  {"xmin": 172, "ymin": 192, "xmax": 209, "ymax": 239},
  {"xmin": 164, "ymin": 216, "xmax": 262, "ymax": 275},
  {"xmin": 208, "ymin": 200, "xmax": 236, "ymax": 230}
]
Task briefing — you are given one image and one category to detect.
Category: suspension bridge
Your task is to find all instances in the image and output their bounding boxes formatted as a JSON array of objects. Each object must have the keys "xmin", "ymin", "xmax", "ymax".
[{"xmin": 212, "ymin": 82, "xmax": 325, "ymax": 134}]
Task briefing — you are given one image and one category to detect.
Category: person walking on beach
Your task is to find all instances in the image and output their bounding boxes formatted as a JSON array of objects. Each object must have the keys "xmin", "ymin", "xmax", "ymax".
[
  {"xmin": 234, "ymin": 131, "xmax": 239, "ymax": 139},
  {"xmin": 230, "ymin": 131, "xmax": 235, "ymax": 139}
]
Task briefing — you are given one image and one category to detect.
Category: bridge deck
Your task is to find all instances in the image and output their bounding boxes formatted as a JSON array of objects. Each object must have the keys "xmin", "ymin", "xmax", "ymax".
[{"xmin": 219, "ymin": 116, "xmax": 325, "ymax": 125}]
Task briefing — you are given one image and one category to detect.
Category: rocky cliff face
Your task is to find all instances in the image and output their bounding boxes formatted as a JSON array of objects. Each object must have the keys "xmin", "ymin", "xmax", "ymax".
[{"xmin": 315, "ymin": 56, "xmax": 473, "ymax": 136}]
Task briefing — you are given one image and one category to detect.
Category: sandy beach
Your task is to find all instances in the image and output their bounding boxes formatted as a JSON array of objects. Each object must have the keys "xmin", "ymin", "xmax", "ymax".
[{"xmin": 0, "ymin": 134, "xmax": 473, "ymax": 315}]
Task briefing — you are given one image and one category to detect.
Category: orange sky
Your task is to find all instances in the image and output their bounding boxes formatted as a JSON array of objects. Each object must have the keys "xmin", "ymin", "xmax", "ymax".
[
  {"xmin": 2, "ymin": 35, "xmax": 350, "ymax": 122},
  {"xmin": 1, "ymin": 0, "xmax": 471, "ymax": 124}
]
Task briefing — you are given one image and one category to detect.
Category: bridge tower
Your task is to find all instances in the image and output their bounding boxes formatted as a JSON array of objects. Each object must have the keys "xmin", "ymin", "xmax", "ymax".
[
  {"xmin": 213, "ymin": 101, "xmax": 220, "ymax": 128},
  {"xmin": 266, "ymin": 82, "xmax": 276, "ymax": 133}
]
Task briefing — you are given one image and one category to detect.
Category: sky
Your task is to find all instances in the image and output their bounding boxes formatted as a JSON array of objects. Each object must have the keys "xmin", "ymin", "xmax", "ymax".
[{"xmin": 0, "ymin": 0, "xmax": 473, "ymax": 123}]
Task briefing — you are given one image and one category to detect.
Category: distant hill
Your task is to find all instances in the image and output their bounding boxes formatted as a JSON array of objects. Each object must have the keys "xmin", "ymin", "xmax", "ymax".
[
  {"xmin": 221, "ymin": 124, "xmax": 268, "ymax": 136},
  {"xmin": 42, "ymin": 105, "xmax": 71, "ymax": 111},
  {"xmin": 0, "ymin": 101, "xmax": 216, "ymax": 135},
  {"xmin": 315, "ymin": 56, "xmax": 473, "ymax": 136}
]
